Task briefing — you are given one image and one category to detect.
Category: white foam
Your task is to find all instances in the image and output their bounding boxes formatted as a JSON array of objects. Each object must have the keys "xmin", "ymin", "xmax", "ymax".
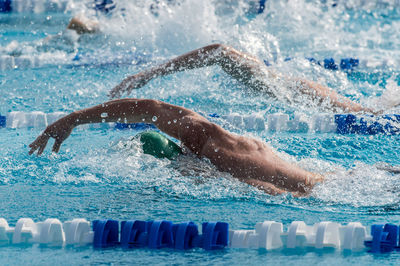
[
  {"xmin": 0, "ymin": 56, "xmax": 15, "ymax": 70},
  {"xmin": 375, "ymin": 79, "xmax": 400, "ymax": 111}
]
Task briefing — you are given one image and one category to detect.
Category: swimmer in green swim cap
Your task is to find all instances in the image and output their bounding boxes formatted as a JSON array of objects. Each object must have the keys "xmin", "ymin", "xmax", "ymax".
[
  {"xmin": 136, "ymin": 131, "xmax": 182, "ymax": 160},
  {"xmin": 30, "ymin": 98, "xmax": 327, "ymax": 196}
]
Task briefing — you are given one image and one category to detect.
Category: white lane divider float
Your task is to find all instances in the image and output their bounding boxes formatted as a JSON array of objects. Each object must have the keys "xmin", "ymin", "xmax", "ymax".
[
  {"xmin": 0, "ymin": 218, "xmax": 94, "ymax": 246},
  {"xmin": 229, "ymin": 221, "xmax": 368, "ymax": 251}
]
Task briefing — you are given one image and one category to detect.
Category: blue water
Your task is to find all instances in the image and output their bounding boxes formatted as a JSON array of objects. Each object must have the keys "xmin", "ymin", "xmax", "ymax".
[{"xmin": 1, "ymin": 0, "xmax": 400, "ymax": 264}]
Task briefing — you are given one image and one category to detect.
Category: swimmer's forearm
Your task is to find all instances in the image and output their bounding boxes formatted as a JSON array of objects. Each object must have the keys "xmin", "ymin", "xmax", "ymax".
[
  {"xmin": 152, "ymin": 45, "xmax": 220, "ymax": 75},
  {"xmin": 68, "ymin": 99, "xmax": 160, "ymax": 126},
  {"xmin": 136, "ymin": 44, "xmax": 222, "ymax": 85},
  {"xmin": 109, "ymin": 45, "xmax": 221, "ymax": 98}
]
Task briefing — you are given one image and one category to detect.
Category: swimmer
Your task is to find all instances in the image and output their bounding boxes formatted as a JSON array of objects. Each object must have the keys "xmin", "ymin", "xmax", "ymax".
[
  {"xmin": 66, "ymin": 16, "xmax": 100, "ymax": 35},
  {"xmin": 109, "ymin": 44, "xmax": 397, "ymax": 114},
  {"xmin": 2, "ymin": 15, "xmax": 100, "ymax": 58},
  {"xmin": 29, "ymin": 98, "xmax": 324, "ymax": 196}
]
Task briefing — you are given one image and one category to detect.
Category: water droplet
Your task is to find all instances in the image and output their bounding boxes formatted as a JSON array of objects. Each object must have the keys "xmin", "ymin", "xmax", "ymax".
[
  {"xmin": 152, "ymin": 116, "xmax": 158, "ymax": 122},
  {"xmin": 173, "ymin": 119, "xmax": 177, "ymax": 123},
  {"xmin": 101, "ymin": 112, "xmax": 108, "ymax": 118},
  {"xmin": 101, "ymin": 119, "xmax": 106, "ymax": 123},
  {"xmin": 179, "ymin": 110, "xmax": 182, "ymax": 114},
  {"xmin": 214, "ymin": 148, "xmax": 219, "ymax": 152},
  {"xmin": 168, "ymin": 121, "xmax": 171, "ymax": 124}
]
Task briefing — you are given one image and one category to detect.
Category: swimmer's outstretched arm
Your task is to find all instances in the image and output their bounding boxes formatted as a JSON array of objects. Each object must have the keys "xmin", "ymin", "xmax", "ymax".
[
  {"xmin": 29, "ymin": 99, "xmax": 199, "ymax": 155},
  {"xmin": 110, "ymin": 44, "xmax": 376, "ymax": 114}
]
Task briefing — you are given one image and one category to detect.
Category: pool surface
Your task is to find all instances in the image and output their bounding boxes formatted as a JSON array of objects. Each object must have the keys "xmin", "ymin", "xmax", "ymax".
[{"xmin": 1, "ymin": 0, "xmax": 400, "ymax": 264}]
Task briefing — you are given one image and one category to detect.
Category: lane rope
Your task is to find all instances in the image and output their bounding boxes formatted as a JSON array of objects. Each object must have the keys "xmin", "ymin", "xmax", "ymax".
[
  {"xmin": 1, "ymin": 217, "xmax": 399, "ymax": 253},
  {"xmin": 1, "ymin": 111, "xmax": 400, "ymax": 135}
]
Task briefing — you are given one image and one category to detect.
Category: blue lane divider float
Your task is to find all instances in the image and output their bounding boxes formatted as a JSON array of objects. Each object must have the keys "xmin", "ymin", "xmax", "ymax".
[
  {"xmin": 364, "ymin": 224, "xmax": 400, "ymax": 253},
  {"xmin": 0, "ymin": 0, "xmax": 11, "ymax": 12},
  {"xmin": 92, "ymin": 219, "xmax": 119, "ymax": 248},
  {"xmin": 3, "ymin": 218, "xmax": 400, "ymax": 254},
  {"xmin": 264, "ymin": 56, "xmax": 400, "ymax": 72},
  {"xmin": 2, "ymin": 111, "xmax": 400, "ymax": 135}
]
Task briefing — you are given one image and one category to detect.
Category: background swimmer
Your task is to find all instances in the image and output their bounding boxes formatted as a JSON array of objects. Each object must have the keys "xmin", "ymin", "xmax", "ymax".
[
  {"xmin": 109, "ymin": 44, "xmax": 400, "ymax": 114},
  {"xmin": 28, "ymin": 98, "xmax": 324, "ymax": 196}
]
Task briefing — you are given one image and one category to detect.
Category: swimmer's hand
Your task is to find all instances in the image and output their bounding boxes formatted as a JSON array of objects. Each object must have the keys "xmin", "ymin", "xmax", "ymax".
[
  {"xmin": 29, "ymin": 116, "xmax": 75, "ymax": 156},
  {"xmin": 109, "ymin": 72, "xmax": 152, "ymax": 99}
]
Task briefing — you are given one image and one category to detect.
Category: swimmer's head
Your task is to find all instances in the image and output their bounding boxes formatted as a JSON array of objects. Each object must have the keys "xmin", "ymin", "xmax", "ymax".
[
  {"xmin": 137, "ymin": 131, "xmax": 182, "ymax": 160},
  {"xmin": 67, "ymin": 16, "xmax": 100, "ymax": 35}
]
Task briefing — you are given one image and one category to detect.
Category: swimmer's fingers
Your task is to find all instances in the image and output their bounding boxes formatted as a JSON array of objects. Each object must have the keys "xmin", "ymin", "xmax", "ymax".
[
  {"xmin": 29, "ymin": 134, "xmax": 50, "ymax": 156},
  {"xmin": 126, "ymin": 85, "xmax": 134, "ymax": 96},
  {"xmin": 109, "ymin": 81, "xmax": 128, "ymax": 99},
  {"xmin": 52, "ymin": 139, "xmax": 63, "ymax": 153},
  {"xmin": 125, "ymin": 75, "xmax": 150, "ymax": 95},
  {"xmin": 109, "ymin": 84, "xmax": 122, "ymax": 99},
  {"xmin": 109, "ymin": 76, "xmax": 133, "ymax": 99}
]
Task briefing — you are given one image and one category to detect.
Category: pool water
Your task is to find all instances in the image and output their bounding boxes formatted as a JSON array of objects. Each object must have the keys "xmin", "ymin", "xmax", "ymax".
[{"xmin": 1, "ymin": 0, "xmax": 400, "ymax": 264}]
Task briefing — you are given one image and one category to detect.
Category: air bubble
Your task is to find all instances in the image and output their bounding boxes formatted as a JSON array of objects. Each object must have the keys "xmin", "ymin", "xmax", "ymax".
[
  {"xmin": 101, "ymin": 112, "xmax": 108, "ymax": 118},
  {"xmin": 152, "ymin": 116, "xmax": 158, "ymax": 122}
]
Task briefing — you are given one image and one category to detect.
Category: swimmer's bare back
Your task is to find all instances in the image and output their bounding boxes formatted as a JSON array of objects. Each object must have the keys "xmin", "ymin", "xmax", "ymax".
[
  {"xmin": 29, "ymin": 98, "xmax": 322, "ymax": 196},
  {"xmin": 109, "ymin": 44, "xmax": 376, "ymax": 114}
]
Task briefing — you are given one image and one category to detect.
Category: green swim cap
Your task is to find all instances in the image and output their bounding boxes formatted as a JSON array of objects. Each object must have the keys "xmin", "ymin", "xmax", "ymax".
[{"xmin": 138, "ymin": 131, "xmax": 182, "ymax": 160}]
